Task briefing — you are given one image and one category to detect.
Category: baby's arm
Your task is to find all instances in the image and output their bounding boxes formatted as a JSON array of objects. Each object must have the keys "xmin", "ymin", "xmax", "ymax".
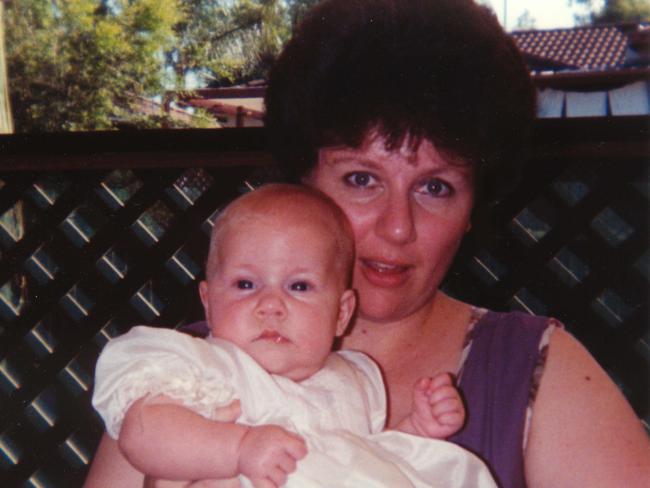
[
  {"xmin": 119, "ymin": 395, "xmax": 307, "ymax": 487},
  {"xmin": 395, "ymin": 373, "xmax": 465, "ymax": 439}
]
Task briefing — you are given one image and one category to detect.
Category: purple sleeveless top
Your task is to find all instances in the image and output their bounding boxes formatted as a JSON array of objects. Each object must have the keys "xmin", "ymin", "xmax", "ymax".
[
  {"xmin": 180, "ymin": 310, "xmax": 552, "ymax": 488},
  {"xmin": 449, "ymin": 310, "xmax": 552, "ymax": 488}
]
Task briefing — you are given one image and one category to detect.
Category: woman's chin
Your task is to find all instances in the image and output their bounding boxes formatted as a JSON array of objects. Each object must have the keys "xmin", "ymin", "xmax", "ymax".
[
  {"xmin": 357, "ymin": 298, "xmax": 413, "ymax": 323},
  {"xmin": 355, "ymin": 283, "xmax": 438, "ymax": 323}
]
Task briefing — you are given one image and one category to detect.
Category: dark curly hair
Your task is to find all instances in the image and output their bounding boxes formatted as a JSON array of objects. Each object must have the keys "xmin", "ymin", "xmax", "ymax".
[{"xmin": 264, "ymin": 0, "xmax": 536, "ymax": 207}]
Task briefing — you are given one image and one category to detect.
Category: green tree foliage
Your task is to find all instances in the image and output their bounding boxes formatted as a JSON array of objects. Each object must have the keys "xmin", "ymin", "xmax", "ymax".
[
  {"xmin": 5, "ymin": 0, "xmax": 185, "ymax": 131},
  {"xmin": 287, "ymin": 0, "xmax": 321, "ymax": 29},
  {"xmin": 571, "ymin": 0, "xmax": 650, "ymax": 24},
  {"xmin": 171, "ymin": 0, "xmax": 289, "ymax": 87},
  {"xmin": 4, "ymin": 0, "xmax": 316, "ymax": 132}
]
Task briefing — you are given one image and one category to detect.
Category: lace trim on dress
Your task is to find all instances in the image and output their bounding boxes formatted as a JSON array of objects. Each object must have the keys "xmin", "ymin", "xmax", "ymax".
[
  {"xmin": 105, "ymin": 363, "xmax": 237, "ymax": 438},
  {"xmin": 455, "ymin": 307, "xmax": 489, "ymax": 380},
  {"xmin": 522, "ymin": 318, "xmax": 563, "ymax": 449}
]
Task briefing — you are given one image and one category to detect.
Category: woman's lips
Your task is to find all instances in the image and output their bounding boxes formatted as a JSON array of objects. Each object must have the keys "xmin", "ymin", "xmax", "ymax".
[{"xmin": 359, "ymin": 259, "xmax": 412, "ymax": 288}]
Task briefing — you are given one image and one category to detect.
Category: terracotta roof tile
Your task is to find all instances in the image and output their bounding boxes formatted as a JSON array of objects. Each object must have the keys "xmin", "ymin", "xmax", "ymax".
[{"xmin": 511, "ymin": 25, "xmax": 634, "ymax": 71}]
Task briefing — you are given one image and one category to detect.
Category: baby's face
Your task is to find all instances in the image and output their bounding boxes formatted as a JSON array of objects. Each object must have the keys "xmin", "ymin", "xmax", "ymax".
[{"xmin": 199, "ymin": 212, "xmax": 355, "ymax": 381}]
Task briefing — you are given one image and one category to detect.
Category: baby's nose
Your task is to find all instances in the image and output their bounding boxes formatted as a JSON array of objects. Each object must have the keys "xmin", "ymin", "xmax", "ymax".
[{"xmin": 254, "ymin": 293, "xmax": 287, "ymax": 319}]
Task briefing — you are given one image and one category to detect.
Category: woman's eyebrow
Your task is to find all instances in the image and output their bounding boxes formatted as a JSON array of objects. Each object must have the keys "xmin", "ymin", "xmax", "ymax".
[
  {"xmin": 324, "ymin": 154, "xmax": 380, "ymax": 169},
  {"xmin": 430, "ymin": 163, "xmax": 474, "ymax": 178}
]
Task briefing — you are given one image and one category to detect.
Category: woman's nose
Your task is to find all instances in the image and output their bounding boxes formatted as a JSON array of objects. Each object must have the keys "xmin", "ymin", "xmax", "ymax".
[
  {"xmin": 375, "ymin": 194, "xmax": 416, "ymax": 244},
  {"xmin": 254, "ymin": 292, "xmax": 287, "ymax": 320}
]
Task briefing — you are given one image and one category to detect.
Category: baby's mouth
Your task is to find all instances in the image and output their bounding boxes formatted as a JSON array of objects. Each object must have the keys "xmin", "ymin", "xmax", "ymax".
[{"xmin": 256, "ymin": 329, "xmax": 290, "ymax": 344}]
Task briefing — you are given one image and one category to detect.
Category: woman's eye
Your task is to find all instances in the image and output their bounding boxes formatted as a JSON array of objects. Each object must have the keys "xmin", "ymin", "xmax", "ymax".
[
  {"xmin": 289, "ymin": 281, "xmax": 311, "ymax": 292},
  {"xmin": 236, "ymin": 280, "xmax": 254, "ymax": 290},
  {"xmin": 417, "ymin": 178, "xmax": 452, "ymax": 197},
  {"xmin": 344, "ymin": 172, "xmax": 375, "ymax": 188}
]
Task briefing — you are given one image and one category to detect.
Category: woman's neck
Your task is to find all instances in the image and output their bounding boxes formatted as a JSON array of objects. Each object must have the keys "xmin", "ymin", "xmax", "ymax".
[
  {"xmin": 341, "ymin": 292, "xmax": 473, "ymax": 427},
  {"xmin": 341, "ymin": 292, "xmax": 470, "ymax": 367}
]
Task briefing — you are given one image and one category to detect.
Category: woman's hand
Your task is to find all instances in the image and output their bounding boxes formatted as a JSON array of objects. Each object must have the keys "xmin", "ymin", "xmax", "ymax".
[{"xmin": 236, "ymin": 425, "xmax": 307, "ymax": 488}]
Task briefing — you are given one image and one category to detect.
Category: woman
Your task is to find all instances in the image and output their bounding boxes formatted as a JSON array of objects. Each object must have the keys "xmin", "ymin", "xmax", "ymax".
[{"xmin": 85, "ymin": 0, "xmax": 650, "ymax": 487}]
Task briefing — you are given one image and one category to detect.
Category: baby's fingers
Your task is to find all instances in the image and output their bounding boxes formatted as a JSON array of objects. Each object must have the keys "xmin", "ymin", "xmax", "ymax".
[
  {"xmin": 269, "ymin": 465, "xmax": 290, "ymax": 487},
  {"xmin": 428, "ymin": 384, "xmax": 462, "ymax": 405},
  {"xmin": 284, "ymin": 433, "xmax": 308, "ymax": 460},
  {"xmin": 250, "ymin": 477, "xmax": 278, "ymax": 488},
  {"xmin": 431, "ymin": 397, "xmax": 465, "ymax": 421},
  {"xmin": 414, "ymin": 376, "xmax": 433, "ymax": 392},
  {"xmin": 212, "ymin": 399, "xmax": 241, "ymax": 422},
  {"xmin": 429, "ymin": 372, "xmax": 454, "ymax": 389},
  {"xmin": 276, "ymin": 452, "xmax": 300, "ymax": 474},
  {"xmin": 436, "ymin": 411, "xmax": 465, "ymax": 429}
]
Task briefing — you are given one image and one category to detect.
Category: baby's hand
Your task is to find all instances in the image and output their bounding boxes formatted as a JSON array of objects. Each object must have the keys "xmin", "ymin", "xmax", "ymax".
[
  {"xmin": 409, "ymin": 373, "xmax": 465, "ymax": 439},
  {"xmin": 144, "ymin": 478, "xmax": 241, "ymax": 488},
  {"xmin": 213, "ymin": 399, "xmax": 242, "ymax": 422},
  {"xmin": 237, "ymin": 425, "xmax": 307, "ymax": 488}
]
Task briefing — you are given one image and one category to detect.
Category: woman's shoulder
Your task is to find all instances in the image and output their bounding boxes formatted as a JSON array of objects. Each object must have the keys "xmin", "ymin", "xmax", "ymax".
[
  {"xmin": 457, "ymin": 307, "xmax": 557, "ymax": 378},
  {"xmin": 473, "ymin": 307, "xmax": 562, "ymax": 330},
  {"xmin": 466, "ymin": 307, "xmax": 562, "ymax": 349},
  {"xmin": 525, "ymin": 322, "xmax": 650, "ymax": 485}
]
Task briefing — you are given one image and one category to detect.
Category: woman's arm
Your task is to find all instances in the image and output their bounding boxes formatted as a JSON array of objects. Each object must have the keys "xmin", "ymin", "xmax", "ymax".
[
  {"xmin": 83, "ymin": 432, "xmax": 144, "ymax": 488},
  {"xmin": 525, "ymin": 328, "xmax": 650, "ymax": 487}
]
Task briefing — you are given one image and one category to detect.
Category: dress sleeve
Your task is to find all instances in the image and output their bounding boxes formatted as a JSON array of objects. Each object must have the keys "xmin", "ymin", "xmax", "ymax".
[
  {"xmin": 92, "ymin": 326, "xmax": 237, "ymax": 439},
  {"xmin": 337, "ymin": 350, "xmax": 387, "ymax": 434}
]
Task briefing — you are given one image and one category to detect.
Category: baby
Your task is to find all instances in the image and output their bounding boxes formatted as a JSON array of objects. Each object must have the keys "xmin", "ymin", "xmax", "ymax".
[{"xmin": 92, "ymin": 184, "xmax": 495, "ymax": 488}]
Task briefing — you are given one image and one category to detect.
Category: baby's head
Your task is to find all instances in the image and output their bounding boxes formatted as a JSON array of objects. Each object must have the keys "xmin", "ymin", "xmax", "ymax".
[{"xmin": 199, "ymin": 184, "xmax": 356, "ymax": 381}]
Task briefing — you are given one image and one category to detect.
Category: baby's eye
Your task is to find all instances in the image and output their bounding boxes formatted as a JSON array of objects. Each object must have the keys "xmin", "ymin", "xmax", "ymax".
[
  {"xmin": 236, "ymin": 280, "xmax": 254, "ymax": 290},
  {"xmin": 344, "ymin": 172, "xmax": 376, "ymax": 188},
  {"xmin": 416, "ymin": 178, "xmax": 453, "ymax": 198},
  {"xmin": 289, "ymin": 281, "xmax": 311, "ymax": 292}
]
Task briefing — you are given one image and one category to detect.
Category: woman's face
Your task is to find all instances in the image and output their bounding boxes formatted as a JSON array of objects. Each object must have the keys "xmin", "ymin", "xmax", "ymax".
[{"xmin": 306, "ymin": 133, "xmax": 474, "ymax": 322}]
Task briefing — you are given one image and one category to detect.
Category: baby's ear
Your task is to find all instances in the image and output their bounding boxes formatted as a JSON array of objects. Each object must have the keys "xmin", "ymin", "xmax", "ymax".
[
  {"xmin": 199, "ymin": 280, "xmax": 211, "ymax": 319},
  {"xmin": 336, "ymin": 289, "xmax": 357, "ymax": 336}
]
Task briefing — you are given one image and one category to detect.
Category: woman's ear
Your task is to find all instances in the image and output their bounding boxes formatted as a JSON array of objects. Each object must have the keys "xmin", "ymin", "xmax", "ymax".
[{"xmin": 336, "ymin": 289, "xmax": 357, "ymax": 337}]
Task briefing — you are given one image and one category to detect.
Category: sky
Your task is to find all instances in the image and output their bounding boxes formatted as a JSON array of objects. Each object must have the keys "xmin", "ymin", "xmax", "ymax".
[{"xmin": 479, "ymin": 0, "xmax": 603, "ymax": 30}]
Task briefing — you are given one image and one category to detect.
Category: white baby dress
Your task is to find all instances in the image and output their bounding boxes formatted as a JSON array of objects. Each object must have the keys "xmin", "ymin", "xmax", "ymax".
[{"xmin": 93, "ymin": 326, "xmax": 496, "ymax": 487}]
